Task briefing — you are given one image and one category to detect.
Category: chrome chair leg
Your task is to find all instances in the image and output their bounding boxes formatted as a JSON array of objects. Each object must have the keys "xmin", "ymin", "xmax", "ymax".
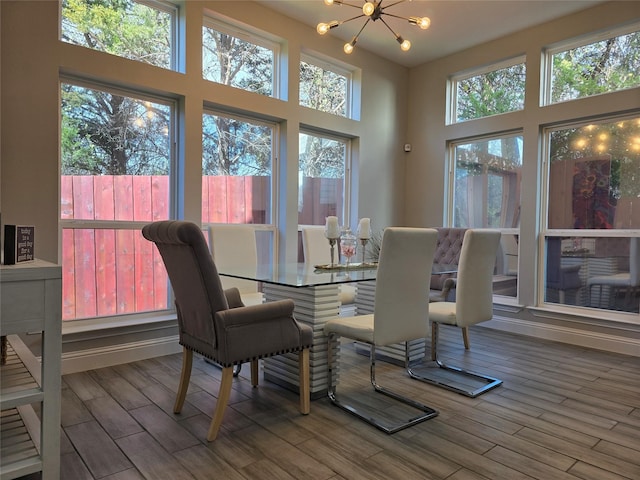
[
  {"xmin": 408, "ymin": 323, "xmax": 502, "ymax": 398},
  {"xmin": 327, "ymin": 333, "xmax": 438, "ymax": 434}
]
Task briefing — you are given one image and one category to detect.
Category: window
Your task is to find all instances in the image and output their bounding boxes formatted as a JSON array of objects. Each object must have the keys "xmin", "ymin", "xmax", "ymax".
[
  {"xmin": 543, "ymin": 114, "xmax": 640, "ymax": 312},
  {"xmin": 450, "ymin": 134, "xmax": 523, "ymax": 297},
  {"xmin": 545, "ymin": 24, "xmax": 640, "ymax": 105},
  {"xmin": 61, "ymin": 0, "xmax": 177, "ymax": 70},
  {"xmin": 202, "ymin": 17, "xmax": 278, "ymax": 97},
  {"xmin": 298, "ymin": 131, "xmax": 350, "ymax": 226},
  {"xmin": 202, "ymin": 111, "xmax": 274, "ymax": 225},
  {"xmin": 202, "ymin": 111, "xmax": 276, "ymax": 262},
  {"xmin": 60, "ymin": 80, "xmax": 175, "ymax": 321},
  {"xmin": 300, "ymin": 54, "xmax": 350, "ymax": 117},
  {"xmin": 450, "ymin": 57, "xmax": 526, "ymax": 123},
  {"xmin": 451, "ymin": 135, "xmax": 523, "ymax": 229}
]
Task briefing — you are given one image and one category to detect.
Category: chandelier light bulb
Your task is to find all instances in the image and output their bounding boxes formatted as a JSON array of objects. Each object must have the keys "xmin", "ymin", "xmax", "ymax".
[
  {"xmin": 344, "ymin": 41, "xmax": 355, "ymax": 54},
  {"xmin": 324, "ymin": 0, "xmax": 334, "ymax": 5},
  {"xmin": 317, "ymin": 21, "xmax": 339, "ymax": 35},
  {"xmin": 399, "ymin": 37, "xmax": 411, "ymax": 51},
  {"xmin": 409, "ymin": 16, "xmax": 431, "ymax": 29},
  {"xmin": 362, "ymin": 2, "xmax": 375, "ymax": 16}
]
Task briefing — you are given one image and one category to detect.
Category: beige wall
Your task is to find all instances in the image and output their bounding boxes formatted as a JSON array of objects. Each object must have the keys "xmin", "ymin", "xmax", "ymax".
[{"xmin": 0, "ymin": 0, "xmax": 409, "ymax": 264}]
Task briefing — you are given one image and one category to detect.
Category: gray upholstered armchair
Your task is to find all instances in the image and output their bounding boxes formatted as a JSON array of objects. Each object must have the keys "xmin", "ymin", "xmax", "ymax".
[{"xmin": 142, "ymin": 220, "xmax": 313, "ymax": 441}]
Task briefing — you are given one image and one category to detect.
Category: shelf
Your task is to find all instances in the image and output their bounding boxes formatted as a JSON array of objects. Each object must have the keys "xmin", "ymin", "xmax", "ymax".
[
  {"xmin": 1, "ymin": 337, "xmax": 43, "ymax": 480},
  {"xmin": 1, "ymin": 406, "xmax": 42, "ymax": 480},
  {"xmin": 1, "ymin": 260, "xmax": 61, "ymax": 480}
]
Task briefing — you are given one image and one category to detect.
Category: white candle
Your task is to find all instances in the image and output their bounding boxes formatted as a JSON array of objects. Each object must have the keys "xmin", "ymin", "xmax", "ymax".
[
  {"xmin": 325, "ymin": 216, "xmax": 340, "ymax": 238},
  {"xmin": 357, "ymin": 217, "xmax": 371, "ymax": 239}
]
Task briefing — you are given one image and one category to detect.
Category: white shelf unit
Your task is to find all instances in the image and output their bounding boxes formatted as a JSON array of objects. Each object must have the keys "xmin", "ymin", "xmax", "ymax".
[{"xmin": 1, "ymin": 260, "xmax": 62, "ymax": 480}]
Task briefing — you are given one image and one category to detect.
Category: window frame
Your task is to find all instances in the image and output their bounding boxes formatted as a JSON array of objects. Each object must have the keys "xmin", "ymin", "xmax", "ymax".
[
  {"xmin": 539, "ymin": 112, "xmax": 640, "ymax": 314},
  {"xmin": 541, "ymin": 21, "xmax": 640, "ymax": 106},
  {"xmin": 298, "ymin": 127, "xmax": 353, "ymax": 229},
  {"xmin": 447, "ymin": 55, "xmax": 526, "ymax": 125},
  {"xmin": 202, "ymin": 13, "xmax": 282, "ymax": 98},
  {"xmin": 299, "ymin": 51, "xmax": 354, "ymax": 119},
  {"xmin": 60, "ymin": 76, "xmax": 179, "ymax": 322},
  {"xmin": 60, "ymin": 0, "xmax": 180, "ymax": 72}
]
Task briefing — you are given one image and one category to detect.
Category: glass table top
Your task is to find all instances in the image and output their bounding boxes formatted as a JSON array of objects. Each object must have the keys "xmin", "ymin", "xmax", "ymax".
[{"xmin": 218, "ymin": 262, "xmax": 457, "ymax": 289}]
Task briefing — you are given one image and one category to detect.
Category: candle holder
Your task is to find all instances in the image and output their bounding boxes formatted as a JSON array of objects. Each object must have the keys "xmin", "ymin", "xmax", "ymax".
[
  {"xmin": 360, "ymin": 238, "xmax": 369, "ymax": 265},
  {"xmin": 327, "ymin": 237, "xmax": 338, "ymax": 266}
]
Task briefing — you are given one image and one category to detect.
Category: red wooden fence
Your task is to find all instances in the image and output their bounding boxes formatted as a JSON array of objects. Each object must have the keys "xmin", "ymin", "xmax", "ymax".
[{"xmin": 61, "ymin": 175, "xmax": 341, "ymax": 321}]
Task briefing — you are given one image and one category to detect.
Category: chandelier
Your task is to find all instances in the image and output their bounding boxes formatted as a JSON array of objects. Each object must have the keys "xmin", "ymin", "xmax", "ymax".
[{"xmin": 316, "ymin": 0, "xmax": 431, "ymax": 54}]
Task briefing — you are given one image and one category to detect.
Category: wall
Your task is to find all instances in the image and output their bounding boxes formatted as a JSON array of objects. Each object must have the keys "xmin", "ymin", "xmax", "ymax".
[{"xmin": 406, "ymin": 1, "xmax": 640, "ymax": 355}]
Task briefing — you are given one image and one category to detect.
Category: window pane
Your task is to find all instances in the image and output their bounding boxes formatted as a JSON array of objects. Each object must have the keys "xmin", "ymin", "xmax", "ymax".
[
  {"xmin": 298, "ymin": 133, "xmax": 346, "ymax": 225},
  {"xmin": 300, "ymin": 60, "xmax": 348, "ymax": 117},
  {"xmin": 202, "ymin": 24, "xmax": 274, "ymax": 96},
  {"xmin": 61, "ymin": 84, "xmax": 171, "ymax": 220},
  {"xmin": 454, "ymin": 62, "xmax": 525, "ymax": 122},
  {"xmin": 544, "ymin": 235, "xmax": 638, "ymax": 313},
  {"xmin": 549, "ymin": 29, "xmax": 640, "ymax": 104},
  {"xmin": 61, "ymin": 82, "xmax": 172, "ymax": 321},
  {"xmin": 202, "ymin": 113, "xmax": 273, "ymax": 224},
  {"xmin": 61, "ymin": 0, "xmax": 173, "ymax": 70},
  {"xmin": 453, "ymin": 135, "xmax": 523, "ymax": 228},
  {"xmin": 547, "ymin": 116, "xmax": 640, "ymax": 229},
  {"xmin": 61, "ymin": 228, "xmax": 169, "ymax": 320}
]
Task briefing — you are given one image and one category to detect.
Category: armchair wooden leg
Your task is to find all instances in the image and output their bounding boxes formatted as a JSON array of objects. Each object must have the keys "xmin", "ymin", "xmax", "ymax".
[
  {"xmin": 462, "ymin": 327, "xmax": 470, "ymax": 350},
  {"xmin": 251, "ymin": 359, "xmax": 259, "ymax": 387},
  {"xmin": 174, "ymin": 347, "xmax": 193, "ymax": 414},
  {"xmin": 207, "ymin": 366, "xmax": 234, "ymax": 441},
  {"xmin": 299, "ymin": 348, "xmax": 310, "ymax": 415}
]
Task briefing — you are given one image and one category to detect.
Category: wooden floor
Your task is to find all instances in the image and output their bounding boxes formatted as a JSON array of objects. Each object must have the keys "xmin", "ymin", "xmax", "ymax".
[{"xmin": 54, "ymin": 326, "xmax": 640, "ymax": 480}]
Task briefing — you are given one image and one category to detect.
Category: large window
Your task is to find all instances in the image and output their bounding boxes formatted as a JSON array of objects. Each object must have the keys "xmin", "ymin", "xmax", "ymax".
[
  {"xmin": 543, "ymin": 114, "xmax": 640, "ymax": 312},
  {"xmin": 299, "ymin": 53, "xmax": 350, "ymax": 117},
  {"xmin": 202, "ymin": 111, "xmax": 276, "ymax": 263},
  {"xmin": 60, "ymin": 81, "xmax": 174, "ymax": 321},
  {"xmin": 545, "ymin": 23, "xmax": 640, "ymax": 105},
  {"xmin": 61, "ymin": 0, "xmax": 177, "ymax": 70},
  {"xmin": 298, "ymin": 131, "xmax": 350, "ymax": 227},
  {"xmin": 450, "ymin": 134, "xmax": 523, "ymax": 297},
  {"xmin": 202, "ymin": 17, "xmax": 278, "ymax": 97},
  {"xmin": 450, "ymin": 57, "xmax": 526, "ymax": 123}
]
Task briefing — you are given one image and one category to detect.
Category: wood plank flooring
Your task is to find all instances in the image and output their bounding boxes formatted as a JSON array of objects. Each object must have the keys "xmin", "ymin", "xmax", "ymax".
[{"xmin": 53, "ymin": 326, "xmax": 640, "ymax": 480}]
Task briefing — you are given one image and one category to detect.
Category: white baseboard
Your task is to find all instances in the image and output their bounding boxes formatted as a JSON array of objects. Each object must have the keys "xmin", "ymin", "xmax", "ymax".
[
  {"xmin": 61, "ymin": 335, "xmax": 182, "ymax": 375},
  {"xmin": 483, "ymin": 316, "xmax": 640, "ymax": 357}
]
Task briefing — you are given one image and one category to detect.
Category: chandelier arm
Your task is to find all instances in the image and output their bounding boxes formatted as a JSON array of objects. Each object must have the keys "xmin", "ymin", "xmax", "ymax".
[
  {"xmin": 352, "ymin": 17, "xmax": 372, "ymax": 43},
  {"xmin": 341, "ymin": 13, "xmax": 367, "ymax": 24},
  {"xmin": 334, "ymin": 1, "xmax": 367, "ymax": 10},
  {"xmin": 378, "ymin": 16, "xmax": 402, "ymax": 40},
  {"xmin": 380, "ymin": 12, "xmax": 410, "ymax": 22}
]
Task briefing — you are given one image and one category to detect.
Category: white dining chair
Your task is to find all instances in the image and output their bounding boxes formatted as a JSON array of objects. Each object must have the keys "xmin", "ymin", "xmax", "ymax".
[
  {"xmin": 324, "ymin": 227, "xmax": 439, "ymax": 434},
  {"xmin": 209, "ymin": 224, "xmax": 264, "ymax": 307},
  {"xmin": 409, "ymin": 229, "xmax": 502, "ymax": 398}
]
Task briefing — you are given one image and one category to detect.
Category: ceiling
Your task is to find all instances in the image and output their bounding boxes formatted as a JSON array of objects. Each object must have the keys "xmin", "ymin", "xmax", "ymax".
[{"xmin": 257, "ymin": 0, "xmax": 606, "ymax": 67}]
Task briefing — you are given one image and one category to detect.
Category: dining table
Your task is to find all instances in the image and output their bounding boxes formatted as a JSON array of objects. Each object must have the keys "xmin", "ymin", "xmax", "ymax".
[{"xmin": 218, "ymin": 262, "xmax": 456, "ymax": 398}]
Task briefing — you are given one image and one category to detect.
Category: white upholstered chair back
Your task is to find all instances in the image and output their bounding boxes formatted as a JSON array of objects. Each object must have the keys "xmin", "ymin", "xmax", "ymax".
[
  {"xmin": 373, "ymin": 227, "xmax": 437, "ymax": 345},
  {"xmin": 301, "ymin": 226, "xmax": 330, "ymax": 266},
  {"xmin": 209, "ymin": 225, "xmax": 261, "ymax": 303},
  {"xmin": 455, "ymin": 230, "xmax": 502, "ymax": 328}
]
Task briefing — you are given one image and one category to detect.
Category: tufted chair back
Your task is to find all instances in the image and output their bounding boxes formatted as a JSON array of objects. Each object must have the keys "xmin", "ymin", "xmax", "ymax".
[{"xmin": 430, "ymin": 228, "xmax": 467, "ymax": 290}]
